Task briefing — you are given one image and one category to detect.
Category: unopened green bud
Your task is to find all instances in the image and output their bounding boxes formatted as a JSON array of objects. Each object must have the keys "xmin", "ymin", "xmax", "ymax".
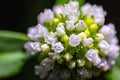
[
  {"xmin": 89, "ymin": 24, "xmax": 98, "ymax": 32},
  {"xmin": 68, "ymin": 60, "xmax": 76, "ymax": 69},
  {"xmin": 58, "ymin": 22, "xmax": 65, "ymax": 26},
  {"xmin": 41, "ymin": 44, "xmax": 50, "ymax": 52},
  {"xmin": 77, "ymin": 59, "xmax": 85, "ymax": 67},
  {"xmin": 85, "ymin": 29, "xmax": 90, "ymax": 37},
  {"xmin": 61, "ymin": 34, "xmax": 69, "ymax": 42},
  {"xmin": 52, "ymin": 18, "xmax": 60, "ymax": 24},
  {"xmin": 64, "ymin": 52, "xmax": 73, "ymax": 62},
  {"xmin": 85, "ymin": 18, "xmax": 94, "ymax": 25}
]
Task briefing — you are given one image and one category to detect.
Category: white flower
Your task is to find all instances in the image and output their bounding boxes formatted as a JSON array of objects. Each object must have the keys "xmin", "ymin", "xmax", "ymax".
[
  {"xmin": 97, "ymin": 59, "xmax": 110, "ymax": 71},
  {"xmin": 81, "ymin": 3, "xmax": 92, "ymax": 15},
  {"xmin": 83, "ymin": 38, "xmax": 94, "ymax": 46},
  {"xmin": 64, "ymin": 1, "xmax": 80, "ymax": 21},
  {"xmin": 85, "ymin": 49, "xmax": 100, "ymax": 65},
  {"xmin": 81, "ymin": 3, "xmax": 106, "ymax": 25},
  {"xmin": 100, "ymin": 24, "xmax": 116, "ymax": 37},
  {"xmin": 28, "ymin": 24, "xmax": 48, "ymax": 41},
  {"xmin": 38, "ymin": 9, "xmax": 54, "ymax": 24},
  {"xmin": 75, "ymin": 20, "xmax": 86, "ymax": 31},
  {"xmin": 24, "ymin": 42, "xmax": 41, "ymax": 55},
  {"xmin": 66, "ymin": 20, "xmax": 75, "ymax": 31},
  {"xmin": 69, "ymin": 34, "xmax": 81, "ymax": 47},
  {"xmin": 45, "ymin": 32, "xmax": 57, "ymax": 45},
  {"xmin": 52, "ymin": 42, "xmax": 64, "ymax": 53},
  {"xmin": 94, "ymin": 14, "xmax": 105, "ymax": 25},
  {"xmin": 56, "ymin": 25, "xmax": 65, "ymax": 36},
  {"xmin": 98, "ymin": 40, "xmax": 110, "ymax": 54},
  {"xmin": 108, "ymin": 44, "xmax": 119, "ymax": 59},
  {"xmin": 53, "ymin": 5, "xmax": 65, "ymax": 15}
]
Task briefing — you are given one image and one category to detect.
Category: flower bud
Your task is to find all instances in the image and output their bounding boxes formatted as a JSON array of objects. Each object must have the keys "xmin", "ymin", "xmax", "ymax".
[{"xmin": 64, "ymin": 53, "xmax": 73, "ymax": 62}]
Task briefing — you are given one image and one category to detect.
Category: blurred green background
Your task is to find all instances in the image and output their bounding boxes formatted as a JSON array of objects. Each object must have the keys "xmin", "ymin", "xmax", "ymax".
[{"xmin": 0, "ymin": 0, "xmax": 120, "ymax": 80}]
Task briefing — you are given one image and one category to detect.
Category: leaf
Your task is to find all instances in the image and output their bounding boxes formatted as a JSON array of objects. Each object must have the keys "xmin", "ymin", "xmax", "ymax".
[
  {"xmin": 55, "ymin": 0, "xmax": 85, "ymax": 6},
  {"xmin": 106, "ymin": 67, "xmax": 120, "ymax": 80},
  {"xmin": 0, "ymin": 30, "xmax": 29, "ymax": 41},
  {"xmin": 0, "ymin": 30, "xmax": 29, "ymax": 52},
  {"xmin": 0, "ymin": 51, "xmax": 28, "ymax": 79},
  {"xmin": 0, "ymin": 30, "xmax": 29, "ymax": 78}
]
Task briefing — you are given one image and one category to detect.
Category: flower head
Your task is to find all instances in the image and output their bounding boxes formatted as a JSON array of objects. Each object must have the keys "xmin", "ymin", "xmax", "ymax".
[{"xmin": 24, "ymin": 1, "xmax": 120, "ymax": 79}]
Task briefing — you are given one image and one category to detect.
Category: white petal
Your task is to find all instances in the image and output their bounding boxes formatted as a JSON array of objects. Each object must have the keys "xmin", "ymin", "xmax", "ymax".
[
  {"xmin": 66, "ymin": 20, "xmax": 75, "ymax": 30},
  {"xmin": 108, "ymin": 44, "xmax": 119, "ymax": 59},
  {"xmin": 85, "ymin": 49, "xmax": 100, "ymax": 64},
  {"xmin": 45, "ymin": 32, "xmax": 57, "ymax": 45},
  {"xmin": 28, "ymin": 24, "xmax": 48, "ymax": 41},
  {"xmin": 38, "ymin": 9, "xmax": 54, "ymax": 24},
  {"xmin": 69, "ymin": 34, "xmax": 81, "ymax": 47},
  {"xmin": 52, "ymin": 42, "xmax": 64, "ymax": 53},
  {"xmin": 75, "ymin": 20, "xmax": 86, "ymax": 31},
  {"xmin": 83, "ymin": 38, "xmax": 93, "ymax": 46},
  {"xmin": 24, "ymin": 42, "xmax": 41, "ymax": 55},
  {"xmin": 56, "ymin": 25, "xmax": 65, "ymax": 36},
  {"xmin": 98, "ymin": 40, "xmax": 110, "ymax": 53}
]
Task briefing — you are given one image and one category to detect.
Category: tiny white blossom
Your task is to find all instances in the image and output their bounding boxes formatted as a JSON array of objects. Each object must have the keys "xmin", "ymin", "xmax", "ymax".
[
  {"xmin": 85, "ymin": 49, "xmax": 100, "ymax": 65},
  {"xmin": 108, "ymin": 44, "xmax": 119, "ymax": 59},
  {"xmin": 97, "ymin": 59, "xmax": 110, "ymax": 71},
  {"xmin": 66, "ymin": 20, "xmax": 75, "ymax": 31},
  {"xmin": 45, "ymin": 32, "xmax": 57, "ymax": 45},
  {"xmin": 100, "ymin": 24, "xmax": 116, "ymax": 37},
  {"xmin": 53, "ymin": 5, "xmax": 66, "ymax": 15},
  {"xmin": 52, "ymin": 42, "xmax": 64, "ymax": 53},
  {"xmin": 64, "ymin": 1, "xmax": 80, "ymax": 21},
  {"xmin": 69, "ymin": 34, "xmax": 81, "ymax": 47},
  {"xmin": 24, "ymin": 42, "xmax": 41, "ymax": 55},
  {"xmin": 98, "ymin": 40, "xmax": 110, "ymax": 54},
  {"xmin": 28, "ymin": 24, "xmax": 48, "ymax": 41},
  {"xmin": 75, "ymin": 20, "xmax": 86, "ymax": 31},
  {"xmin": 81, "ymin": 3, "xmax": 92, "ymax": 15},
  {"xmin": 94, "ymin": 14, "xmax": 105, "ymax": 25},
  {"xmin": 83, "ymin": 38, "xmax": 94, "ymax": 46},
  {"xmin": 82, "ymin": 3, "xmax": 106, "ymax": 25},
  {"xmin": 56, "ymin": 25, "xmax": 65, "ymax": 36},
  {"xmin": 38, "ymin": 9, "xmax": 54, "ymax": 24},
  {"xmin": 107, "ymin": 36, "xmax": 118, "ymax": 44}
]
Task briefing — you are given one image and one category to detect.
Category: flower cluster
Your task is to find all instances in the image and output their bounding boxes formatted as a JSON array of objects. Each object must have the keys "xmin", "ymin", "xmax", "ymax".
[{"xmin": 24, "ymin": 1, "xmax": 120, "ymax": 79}]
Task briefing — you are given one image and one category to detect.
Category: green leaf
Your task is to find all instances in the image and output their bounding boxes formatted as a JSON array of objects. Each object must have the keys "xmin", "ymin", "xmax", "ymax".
[
  {"xmin": 0, "ymin": 30, "xmax": 29, "ymax": 52},
  {"xmin": 0, "ymin": 30, "xmax": 29, "ymax": 41},
  {"xmin": 55, "ymin": 0, "xmax": 85, "ymax": 6},
  {"xmin": 106, "ymin": 67, "xmax": 120, "ymax": 80},
  {"xmin": 0, "ymin": 30, "xmax": 29, "ymax": 78},
  {"xmin": 0, "ymin": 51, "xmax": 28, "ymax": 78}
]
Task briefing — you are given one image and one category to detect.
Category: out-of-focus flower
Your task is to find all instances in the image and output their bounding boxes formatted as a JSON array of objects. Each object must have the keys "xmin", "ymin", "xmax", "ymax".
[{"xmin": 24, "ymin": 1, "xmax": 120, "ymax": 79}]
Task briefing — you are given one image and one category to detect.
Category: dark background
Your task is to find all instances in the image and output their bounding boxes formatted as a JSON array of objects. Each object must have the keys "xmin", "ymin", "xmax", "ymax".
[{"xmin": 0, "ymin": 0, "xmax": 120, "ymax": 80}]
